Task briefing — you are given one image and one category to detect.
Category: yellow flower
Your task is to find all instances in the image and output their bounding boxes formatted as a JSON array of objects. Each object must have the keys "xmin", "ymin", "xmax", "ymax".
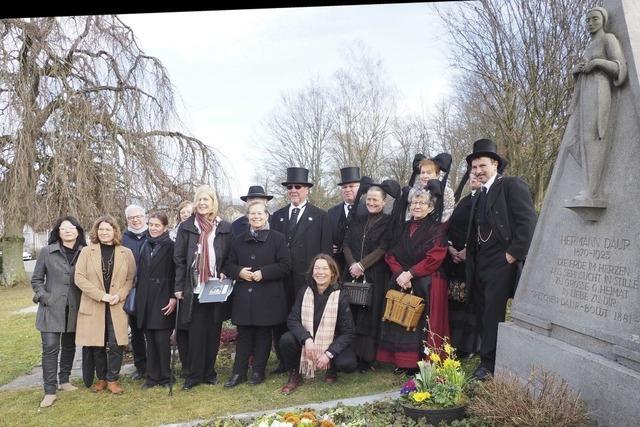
[
  {"xmin": 429, "ymin": 353, "xmax": 441, "ymax": 364},
  {"xmin": 443, "ymin": 358, "xmax": 461, "ymax": 370},
  {"xmin": 444, "ymin": 343, "xmax": 453, "ymax": 356},
  {"xmin": 412, "ymin": 391, "xmax": 431, "ymax": 402}
]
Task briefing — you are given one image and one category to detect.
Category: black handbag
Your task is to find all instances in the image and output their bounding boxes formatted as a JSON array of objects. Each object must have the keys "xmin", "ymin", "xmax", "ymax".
[
  {"xmin": 123, "ymin": 287, "xmax": 137, "ymax": 316},
  {"xmin": 342, "ymin": 275, "xmax": 373, "ymax": 306}
]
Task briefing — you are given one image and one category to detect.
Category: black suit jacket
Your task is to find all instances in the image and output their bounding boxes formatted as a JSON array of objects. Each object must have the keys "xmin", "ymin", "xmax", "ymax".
[
  {"xmin": 270, "ymin": 203, "xmax": 332, "ymax": 303},
  {"xmin": 466, "ymin": 175, "xmax": 537, "ymax": 295}
]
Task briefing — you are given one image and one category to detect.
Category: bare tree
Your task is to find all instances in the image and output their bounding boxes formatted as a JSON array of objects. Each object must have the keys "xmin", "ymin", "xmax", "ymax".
[
  {"xmin": 385, "ymin": 113, "xmax": 433, "ymax": 185},
  {"xmin": 438, "ymin": 0, "xmax": 590, "ymax": 207},
  {"xmin": 329, "ymin": 41, "xmax": 397, "ymax": 180},
  {"xmin": 262, "ymin": 77, "xmax": 334, "ymax": 208},
  {"xmin": 0, "ymin": 16, "xmax": 223, "ymax": 287}
]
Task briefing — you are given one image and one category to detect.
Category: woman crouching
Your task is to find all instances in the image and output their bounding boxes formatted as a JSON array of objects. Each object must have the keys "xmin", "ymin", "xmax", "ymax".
[{"xmin": 279, "ymin": 254, "xmax": 356, "ymax": 395}]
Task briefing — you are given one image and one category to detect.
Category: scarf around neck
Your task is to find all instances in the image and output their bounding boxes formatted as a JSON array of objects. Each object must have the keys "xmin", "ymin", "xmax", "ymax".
[
  {"xmin": 196, "ymin": 213, "xmax": 216, "ymax": 285},
  {"xmin": 299, "ymin": 286, "xmax": 340, "ymax": 379}
]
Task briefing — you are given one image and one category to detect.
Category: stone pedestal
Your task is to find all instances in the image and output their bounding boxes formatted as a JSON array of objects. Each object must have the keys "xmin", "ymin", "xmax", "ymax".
[{"xmin": 495, "ymin": 1, "xmax": 640, "ymax": 425}]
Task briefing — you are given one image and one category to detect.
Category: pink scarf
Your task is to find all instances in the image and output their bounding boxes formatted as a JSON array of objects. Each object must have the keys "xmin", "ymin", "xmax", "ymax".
[{"xmin": 196, "ymin": 213, "xmax": 215, "ymax": 285}]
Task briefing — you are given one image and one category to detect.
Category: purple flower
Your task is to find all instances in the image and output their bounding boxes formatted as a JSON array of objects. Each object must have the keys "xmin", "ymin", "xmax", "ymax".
[{"xmin": 400, "ymin": 378, "xmax": 417, "ymax": 395}]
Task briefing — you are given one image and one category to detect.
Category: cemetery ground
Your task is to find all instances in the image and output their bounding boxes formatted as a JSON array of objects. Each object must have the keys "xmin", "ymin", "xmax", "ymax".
[
  {"xmin": 0, "ymin": 286, "xmax": 592, "ymax": 427},
  {"xmin": 0, "ymin": 285, "xmax": 415, "ymax": 426}
]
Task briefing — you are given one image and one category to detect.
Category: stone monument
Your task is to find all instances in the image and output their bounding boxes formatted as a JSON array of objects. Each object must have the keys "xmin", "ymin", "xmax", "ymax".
[{"xmin": 495, "ymin": 1, "xmax": 640, "ymax": 425}]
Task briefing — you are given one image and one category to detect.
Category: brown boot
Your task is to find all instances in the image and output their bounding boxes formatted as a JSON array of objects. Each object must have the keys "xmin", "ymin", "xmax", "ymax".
[
  {"xmin": 90, "ymin": 380, "xmax": 108, "ymax": 393},
  {"xmin": 107, "ymin": 381, "xmax": 124, "ymax": 395},
  {"xmin": 324, "ymin": 369, "xmax": 338, "ymax": 384},
  {"xmin": 281, "ymin": 370, "xmax": 302, "ymax": 395}
]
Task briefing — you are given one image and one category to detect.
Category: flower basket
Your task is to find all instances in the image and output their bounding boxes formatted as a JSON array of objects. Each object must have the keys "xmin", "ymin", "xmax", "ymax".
[{"xmin": 401, "ymin": 403, "xmax": 467, "ymax": 424}]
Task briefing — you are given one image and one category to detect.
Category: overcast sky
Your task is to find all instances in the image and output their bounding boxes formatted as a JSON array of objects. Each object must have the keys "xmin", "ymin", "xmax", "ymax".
[{"xmin": 120, "ymin": 2, "xmax": 459, "ymax": 202}]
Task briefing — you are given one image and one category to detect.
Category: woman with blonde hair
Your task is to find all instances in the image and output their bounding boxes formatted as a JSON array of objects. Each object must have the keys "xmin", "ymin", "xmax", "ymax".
[
  {"xmin": 170, "ymin": 200, "xmax": 194, "ymax": 241},
  {"xmin": 174, "ymin": 185, "xmax": 233, "ymax": 390},
  {"xmin": 75, "ymin": 214, "xmax": 136, "ymax": 394}
]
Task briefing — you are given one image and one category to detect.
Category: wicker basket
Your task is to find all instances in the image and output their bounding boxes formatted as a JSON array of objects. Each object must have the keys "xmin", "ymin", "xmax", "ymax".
[
  {"xmin": 382, "ymin": 289, "xmax": 425, "ymax": 331},
  {"xmin": 342, "ymin": 278, "xmax": 372, "ymax": 306}
]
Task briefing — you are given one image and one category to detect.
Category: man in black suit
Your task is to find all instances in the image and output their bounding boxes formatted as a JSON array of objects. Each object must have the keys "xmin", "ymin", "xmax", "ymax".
[
  {"xmin": 327, "ymin": 167, "xmax": 361, "ymax": 272},
  {"xmin": 465, "ymin": 138, "xmax": 537, "ymax": 380},
  {"xmin": 269, "ymin": 167, "xmax": 332, "ymax": 373}
]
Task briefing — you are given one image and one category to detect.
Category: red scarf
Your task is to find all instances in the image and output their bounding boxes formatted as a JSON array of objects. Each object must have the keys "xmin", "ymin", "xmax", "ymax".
[{"xmin": 196, "ymin": 213, "xmax": 215, "ymax": 285}]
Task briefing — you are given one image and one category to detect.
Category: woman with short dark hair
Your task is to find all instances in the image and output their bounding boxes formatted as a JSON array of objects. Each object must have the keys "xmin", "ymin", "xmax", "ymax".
[
  {"xmin": 135, "ymin": 212, "xmax": 177, "ymax": 388},
  {"xmin": 75, "ymin": 214, "xmax": 136, "ymax": 395},
  {"xmin": 32, "ymin": 216, "xmax": 87, "ymax": 408}
]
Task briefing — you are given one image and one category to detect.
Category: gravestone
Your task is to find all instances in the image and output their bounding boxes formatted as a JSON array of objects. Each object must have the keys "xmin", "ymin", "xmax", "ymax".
[{"xmin": 495, "ymin": 0, "xmax": 640, "ymax": 425}]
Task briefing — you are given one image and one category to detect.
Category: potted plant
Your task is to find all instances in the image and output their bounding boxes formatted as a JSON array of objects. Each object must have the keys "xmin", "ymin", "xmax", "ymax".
[{"xmin": 399, "ymin": 339, "xmax": 471, "ymax": 424}]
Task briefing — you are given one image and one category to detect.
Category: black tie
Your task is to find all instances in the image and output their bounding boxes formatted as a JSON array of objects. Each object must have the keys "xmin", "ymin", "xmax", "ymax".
[
  {"xmin": 289, "ymin": 207, "xmax": 300, "ymax": 234},
  {"xmin": 476, "ymin": 186, "xmax": 488, "ymax": 226}
]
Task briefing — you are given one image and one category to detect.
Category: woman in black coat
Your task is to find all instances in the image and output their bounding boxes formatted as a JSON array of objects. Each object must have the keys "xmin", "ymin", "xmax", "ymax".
[
  {"xmin": 342, "ymin": 184, "xmax": 392, "ymax": 373},
  {"xmin": 279, "ymin": 254, "xmax": 356, "ymax": 395},
  {"xmin": 223, "ymin": 200, "xmax": 290, "ymax": 387},
  {"xmin": 174, "ymin": 185, "xmax": 233, "ymax": 390},
  {"xmin": 31, "ymin": 216, "xmax": 86, "ymax": 408},
  {"xmin": 135, "ymin": 212, "xmax": 176, "ymax": 388}
]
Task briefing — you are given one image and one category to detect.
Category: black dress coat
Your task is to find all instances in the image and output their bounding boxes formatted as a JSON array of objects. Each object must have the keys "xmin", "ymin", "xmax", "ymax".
[
  {"xmin": 341, "ymin": 211, "xmax": 392, "ymax": 338},
  {"xmin": 465, "ymin": 175, "xmax": 538, "ymax": 299},
  {"xmin": 174, "ymin": 215, "xmax": 233, "ymax": 328},
  {"xmin": 327, "ymin": 202, "xmax": 350, "ymax": 271},
  {"xmin": 224, "ymin": 228, "xmax": 291, "ymax": 326},
  {"xmin": 270, "ymin": 202, "xmax": 332, "ymax": 306},
  {"xmin": 135, "ymin": 233, "xmax": 176, "ymax": 330}
]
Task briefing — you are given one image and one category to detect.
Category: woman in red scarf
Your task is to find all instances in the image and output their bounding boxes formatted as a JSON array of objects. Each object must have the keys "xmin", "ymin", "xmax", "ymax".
[{"xmin": 174, "ymin": 185, "xmax": 233, "ymax": 390}]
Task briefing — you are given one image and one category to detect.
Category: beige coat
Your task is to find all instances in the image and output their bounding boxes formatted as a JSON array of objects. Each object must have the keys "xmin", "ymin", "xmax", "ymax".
[{"xmin": 74, "ymin": 243, "xmax": 136, "ymax": 346}]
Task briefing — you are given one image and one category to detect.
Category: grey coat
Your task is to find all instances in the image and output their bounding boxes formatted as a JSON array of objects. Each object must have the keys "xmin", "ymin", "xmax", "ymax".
[{"xmin": 31, "ymin": 242, "xmax": 83, "ymax": 333}]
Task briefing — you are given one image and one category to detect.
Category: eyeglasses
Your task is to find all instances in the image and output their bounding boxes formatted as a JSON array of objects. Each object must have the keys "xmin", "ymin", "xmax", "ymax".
[
  {"xmin": 126, "ymin": 215, "xmax": 144, "ymax": 221},
  {"xmin": 287, "ymin": 185, "xmax": 304, "ymax": 190},
  {"xmin": 410, "ymin": 201, "xmax": 429, "ymax": 206}
]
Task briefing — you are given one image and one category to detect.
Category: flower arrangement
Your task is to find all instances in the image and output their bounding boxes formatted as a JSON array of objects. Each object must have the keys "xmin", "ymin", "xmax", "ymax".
[
  {"xmin": 400, "ymin": 340, "xmax": 470, "ymax": 409},
  {"xmin": 250, "ymin": 410, "xmax": 336, "ymax": 427}
]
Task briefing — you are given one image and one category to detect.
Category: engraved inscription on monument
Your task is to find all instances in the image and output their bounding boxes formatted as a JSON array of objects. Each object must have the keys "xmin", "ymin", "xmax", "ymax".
[{"xmin": 529, "ymin": 234, "xmax": 639, "ymax": 327}]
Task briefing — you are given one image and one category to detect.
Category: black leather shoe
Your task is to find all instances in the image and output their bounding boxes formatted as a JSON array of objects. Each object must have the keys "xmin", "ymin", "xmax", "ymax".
[
  {"xmin": 182, "ymin": 381, "xmax": 200, "ymax": 390},
  {"xmin": 205, "ymin": 376, "xmax": 218, "ymax": 385},
  {"xmin": 472, "ymin": 366, "xmax": 493, "ymax": 381},
  {"xmin": 224, "ymin": 374, "xmax": 246, "ymax": 388},
  {"xmin": 141, "ymin": 382, "xmax": 156, "ymax": 389},
  {"xmin": 249, "ymin": 372, "xmax": 265, "ymax": 386},
  {"xmin": 130, "ymin": 370, "xmax": 145, "ymax": 381},
  {"xmin": 270, "ymin": 364, "xmax": 286, "ymax": 374}
]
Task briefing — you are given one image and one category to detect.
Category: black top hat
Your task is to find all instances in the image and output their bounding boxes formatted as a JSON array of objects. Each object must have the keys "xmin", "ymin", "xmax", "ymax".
[
  {"xmin": 240, "ymin": 185, "xmax": 273, "ymax": 202},
  {"xmin": 281, "ymin": 167, "xmax": 313, "ymax": 187},
  {"xmin": 465, "ymin": 138, "xmax": 505, "ymax": 170},
  {"xmin": 338, "ymin": 166, "xmax": 361, "ymax": 186}
]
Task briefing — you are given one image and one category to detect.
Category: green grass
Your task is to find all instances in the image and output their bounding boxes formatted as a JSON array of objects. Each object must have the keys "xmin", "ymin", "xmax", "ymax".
[
  {"xmin": 0, "ymin": 285, "xmax": 40, "ymax": 385},
  {"xmin": 0, "ymin": 361, "xmax": 401, "ymax": 427},
  {"xmin": 0, "ymin": 285, "xmax": 480, "ymax": 426}
]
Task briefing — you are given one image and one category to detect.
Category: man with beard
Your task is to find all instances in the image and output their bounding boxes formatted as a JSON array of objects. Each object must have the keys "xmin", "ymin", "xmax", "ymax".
[{"xmin": 465, "ymin": 139, "xmax": 537, "ymax": 381}]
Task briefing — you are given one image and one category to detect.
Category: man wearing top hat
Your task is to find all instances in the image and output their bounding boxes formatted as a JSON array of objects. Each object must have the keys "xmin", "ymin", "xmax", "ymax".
[
  {"xmin": 232, "ymin": 186, "xmax": 273, "ymax": 238},
  {"xmin": 465, "ymin": 138, "xmax": 537, "ymax": 381},
  {"xmin": 269, "ymin": 167, "xmax": 332, "ymax": 373},
  {"xmin": 327, "ymin": 167, "xmax": 361, "ymax": 272}
]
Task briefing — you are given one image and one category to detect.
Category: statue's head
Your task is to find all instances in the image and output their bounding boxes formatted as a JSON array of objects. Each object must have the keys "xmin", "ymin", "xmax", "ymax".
[{"xmin": 586, "ymin": 7, "xmax": 607, "ymax": 33}]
